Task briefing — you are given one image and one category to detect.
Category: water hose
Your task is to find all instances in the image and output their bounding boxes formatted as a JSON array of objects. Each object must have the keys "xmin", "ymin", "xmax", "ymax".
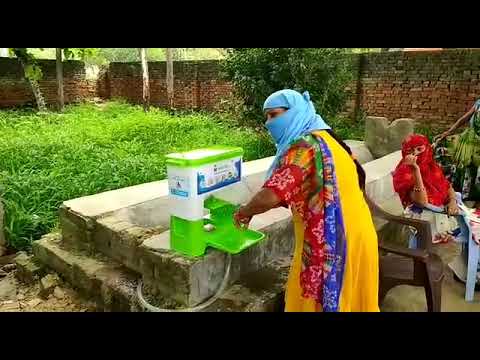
[{"xmin": 136, "ymin": 253, "xmax": 232, "ymax": 312}]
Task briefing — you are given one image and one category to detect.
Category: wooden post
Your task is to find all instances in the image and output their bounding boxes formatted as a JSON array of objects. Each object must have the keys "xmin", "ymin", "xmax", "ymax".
[
  {"xmin": 166, "ymin": 48, "xmax": 174, "ymax": 109},
  {"xmin": 56, "ymin": 48, "xmax": 64, "ymax": 111},
  {"xmin": 139, "ymin": 48, "xmax": 150, "ymax": 112}
]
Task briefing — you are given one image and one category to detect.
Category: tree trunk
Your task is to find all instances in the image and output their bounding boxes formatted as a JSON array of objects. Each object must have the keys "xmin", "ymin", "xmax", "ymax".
[
  {"xmin": 18, "ymin": 58, "xmax": 47, "ymax": 113},
  {"xmin": 56, "ymin": 48, "xmax": 64, "ymax": 111},
  {"xmin": 166, "ymin": 48, "xmax": 174, "ymax": 109},
  {"xmin": 138, "ymin": 48, "xmax": 150, "ymax": 112}
]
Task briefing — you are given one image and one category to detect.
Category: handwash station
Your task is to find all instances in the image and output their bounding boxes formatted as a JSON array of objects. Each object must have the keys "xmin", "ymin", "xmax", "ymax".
[{"xmin": 166, "ymin": 146, "xmax": 265, "ymax": 257}]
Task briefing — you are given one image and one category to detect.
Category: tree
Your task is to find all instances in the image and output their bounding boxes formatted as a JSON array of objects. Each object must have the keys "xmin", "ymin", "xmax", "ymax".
[
  {"xmin": 57, "ymin": 49, "xmax": 96, "ymax": 111},
  {"xmin": 166, "ymin": 48, "xmax": 174, "ymax": 109},
  {"xmin": 223, "ymin": 48, "xmax": 354, "ymax": 125},
  {"xmin": 56, "ymin": 48, "xmax": 64, "ymax": 111},
  {"xmin": 138, "ymin": 48, "xmax": 150, "ymax": 112},
  {"xmin": 9, "ymin": 48, "xmax": 47, "ymax": 113},
  {"xmin": 9, "ymin": 48, "xmax": 97, "ymax": 112}
]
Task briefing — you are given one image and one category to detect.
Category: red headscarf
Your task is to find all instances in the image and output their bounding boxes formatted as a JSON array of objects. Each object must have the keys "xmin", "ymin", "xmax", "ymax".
[{"xmin": 392, "ymin": 134, "xmax": 451, "ymax": 207}]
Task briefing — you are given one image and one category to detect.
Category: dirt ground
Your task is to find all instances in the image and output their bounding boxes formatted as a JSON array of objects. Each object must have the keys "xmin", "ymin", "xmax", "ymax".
[{"xmin": 0, "ymin": 254, "xmax": 94, "ymax": 312}]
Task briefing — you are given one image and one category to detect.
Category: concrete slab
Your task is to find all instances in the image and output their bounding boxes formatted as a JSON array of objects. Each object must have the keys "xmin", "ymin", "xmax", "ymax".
[
  {"xmin": 60, "ymin": 140, "xmax": 398, "ymax": 228},
  {"xmin": 62, "ymin": 156, "xmax": 275, "ymax": 220},
  {"xmin": 63, "ymin": 180, "xmax": 170, "ymax": 219},
  {"xmin": 364, "ymin": 151, "xmax": 401, "ymax": 206},
  {"xmin": 345, "ymin": 140, "xmax": 374, "ymax": 164}
]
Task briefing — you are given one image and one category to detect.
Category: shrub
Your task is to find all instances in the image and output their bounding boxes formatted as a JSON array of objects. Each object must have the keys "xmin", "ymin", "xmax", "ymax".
[{"xmin": 223, "ymin": 48, "xmax": 354, "ymax": 126}]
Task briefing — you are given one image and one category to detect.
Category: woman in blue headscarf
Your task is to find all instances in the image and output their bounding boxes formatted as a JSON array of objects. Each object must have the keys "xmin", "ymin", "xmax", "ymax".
[{"xmin": 233, "ymin": 89, "xmax": 379, "ymax": 312}]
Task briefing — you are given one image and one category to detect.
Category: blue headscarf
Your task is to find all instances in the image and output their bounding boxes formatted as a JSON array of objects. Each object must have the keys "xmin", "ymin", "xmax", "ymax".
[{"xmin": 264, "ymin": 89, "xmax": 330, "ymax": 178}]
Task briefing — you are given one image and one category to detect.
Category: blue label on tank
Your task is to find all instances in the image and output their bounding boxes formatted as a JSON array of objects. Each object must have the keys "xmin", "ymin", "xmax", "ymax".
[
  {"xmin": 197, "ymin": 160, "xmax": 241, "ymax": 195},
  {"xmin": 171, "ymin": 189, "xmax": 189, "ymax": 197}
]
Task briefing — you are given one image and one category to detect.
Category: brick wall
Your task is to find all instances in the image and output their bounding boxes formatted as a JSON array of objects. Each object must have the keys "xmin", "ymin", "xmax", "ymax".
[
  {"xmin": 0, "ymin": 58, "xmax": 101, "ymax": 108},
  {"xmin": 1, "ymin": 50, "xmax": 479, "ymax": 127},
  {"xmin": 107, "ymin": 60, "xmax": 233, "ymax": 110},
  {"xmin": 346, "ymin": 49, "xmax": 480, "ymax": 127}
]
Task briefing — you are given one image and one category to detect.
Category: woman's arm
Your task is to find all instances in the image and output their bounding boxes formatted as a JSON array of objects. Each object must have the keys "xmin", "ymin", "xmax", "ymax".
[
  {"xmin": 446, "ymin": 186, "xmax": 460, "ymax": 215},
  {"xmin": 409, "ymin": 165, "xmax": 429, "ymax": 207},
  {"xmin": 233, "ymin": 188, "xmax": 281, "ymax": 228},
  {"xmin": 438, "ymin": 105, "xmax": 476, "ymax": 140},
  {"xmin": 403, "ymin": 154, "xmax": 428, "ymax": 206},
  {"xmin": 234, "ymin": 144, "xmax": 311, "ymax": 229}
]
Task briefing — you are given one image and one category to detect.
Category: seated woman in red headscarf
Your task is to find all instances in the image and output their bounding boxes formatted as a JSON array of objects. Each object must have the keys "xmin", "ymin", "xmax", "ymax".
[{"xmin": 393, "ymin": 134, "xmax": 461, "ymax": 244}]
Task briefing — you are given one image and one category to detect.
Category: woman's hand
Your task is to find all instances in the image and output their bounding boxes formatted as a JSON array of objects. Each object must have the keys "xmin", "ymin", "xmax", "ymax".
[
  {"xmin": 446, "ymin": 199, "xmax": 461, "ymax": 216},
  {"xmin": 404, "ymin": 154, "xmax": 419, "ymax": 168},
  {"xmin": 233, "ymin": 206, "xmax": 252, "ymax": 230}
]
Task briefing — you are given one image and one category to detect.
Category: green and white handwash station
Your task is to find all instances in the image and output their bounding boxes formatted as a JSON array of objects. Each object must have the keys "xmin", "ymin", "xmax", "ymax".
[
  {"xmin": 165, "ymin": 146, "xmax": 265, "ymax": 257},
  {"xmin": 138, "ymin": 146, "xmax": 266, "ymax": 311}
]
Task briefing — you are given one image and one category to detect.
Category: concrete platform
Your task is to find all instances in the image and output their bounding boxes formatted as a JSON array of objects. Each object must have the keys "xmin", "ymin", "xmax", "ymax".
[
  {"xmin": 56, "ymin": 155, "xmax": 296, "ymax": 307},
  {"xmin": 33, "ymin": 233, "xmax": 289, "ymax": 312}
]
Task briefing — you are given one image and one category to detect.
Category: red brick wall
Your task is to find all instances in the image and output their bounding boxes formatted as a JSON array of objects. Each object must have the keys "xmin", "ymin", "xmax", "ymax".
[
  {"xmin": 0, "ymin": 58, "xmax": 101, "ymax": 108},
  {"xmin": 107, "ymin": 60, "xmax": 233, "ymax": 110},
  {"xmin": 1, "ymin": 51, "xmax": 479, "ymax": 127},
  {"xmin": 346, "ymin": 49, "xmax": 480, "ymax": 127}
]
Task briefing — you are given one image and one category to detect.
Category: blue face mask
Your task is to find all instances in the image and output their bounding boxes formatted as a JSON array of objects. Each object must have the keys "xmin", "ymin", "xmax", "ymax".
[
  {"xmin": 262, "ymin": 89, "xmax": 331, "ymax": 179},
  {"xmin": 265, "ymin": 110, "xmax": 292, "ymax": 145}
]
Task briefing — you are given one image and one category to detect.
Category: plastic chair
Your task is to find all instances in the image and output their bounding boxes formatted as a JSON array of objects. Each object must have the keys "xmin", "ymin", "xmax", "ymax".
[
  {"xmin": 407, "ymin": 193, "xmax": 480, "ymax": 302},
  {"xmin": 365, "ymin": 195, "xmax": 444, "ymax": 312}
]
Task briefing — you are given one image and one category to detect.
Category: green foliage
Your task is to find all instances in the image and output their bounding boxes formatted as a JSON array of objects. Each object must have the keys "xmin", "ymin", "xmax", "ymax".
[
  {"xmin": 223, "ymin": 48, "xmax": 354, "ymax": 126},
  {"xmin": 347, "ymin": 48, "xmax": 381, "ymax": 54},
  {"xmin": 0, "ymin": 102, "xmax": 275, "ymax": 250},
  {"xmin": 327, "ymin": 115, "xmax": 365, "ymax": 141},
  {"xmin": 414, "ymin": 122, "xmax": 443, "ymax": 143},
  {"xmin": 10, "ymin": 48, "xmax": 98, "ymax": 82},
  {"xmin": 76, "ymin": 48, "xmax": 226, "ymax": 66},
  {"xmin": 62, "ymin": 48, "xmax": 98, "ymax": 60},
  {"xmin": 9, "ymin": 48, "xmax": 43, "ymax": 81}
]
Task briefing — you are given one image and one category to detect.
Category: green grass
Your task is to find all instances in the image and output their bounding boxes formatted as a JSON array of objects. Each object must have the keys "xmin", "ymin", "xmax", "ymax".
[{"xmin": 0, "ymin": 101, "xmax": 275, "ymax": 250}]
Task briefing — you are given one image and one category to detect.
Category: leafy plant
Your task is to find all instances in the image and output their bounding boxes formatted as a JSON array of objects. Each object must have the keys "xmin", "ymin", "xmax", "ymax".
[
  {"xmin": 9, "ymin": 48, "xmax": 43, "ymax": 81},
  {"xmin": 223, "ymin": 48, "xmax": 354, "ymax": 125}
]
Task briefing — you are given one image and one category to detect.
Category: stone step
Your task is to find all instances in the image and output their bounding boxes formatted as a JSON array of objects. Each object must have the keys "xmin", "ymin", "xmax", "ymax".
[
  {"xmin": 32, "ymin": 233, "xmax": 289, "ymax": 312},
  {"xmin": 32, "ymin": 233, "xmax": 142, "ymax": 312}
]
